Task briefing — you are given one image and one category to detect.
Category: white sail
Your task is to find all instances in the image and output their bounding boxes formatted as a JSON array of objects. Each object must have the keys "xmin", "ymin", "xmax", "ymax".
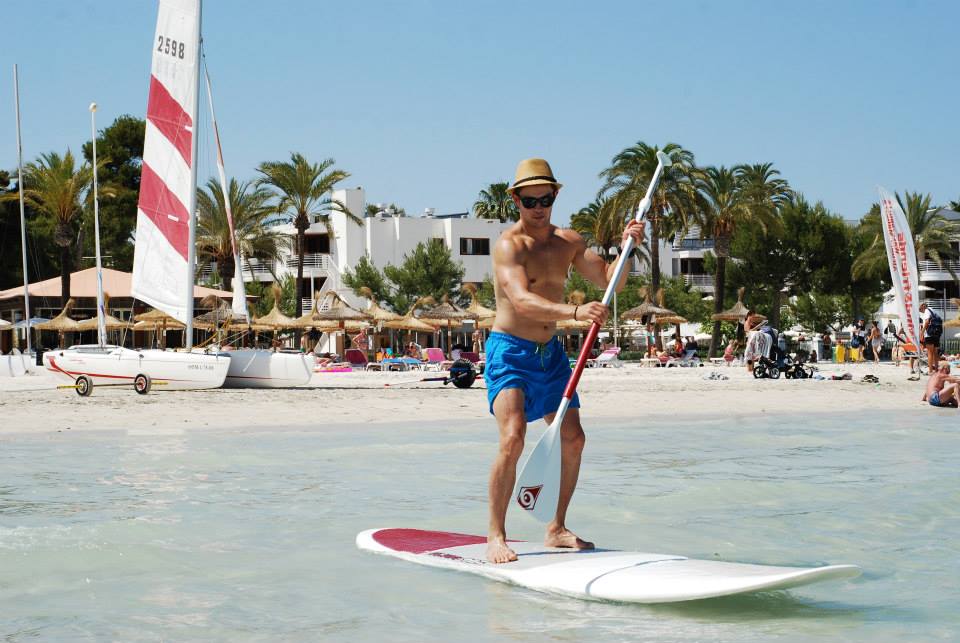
[
  {"xmin": 878, "ymin": 186, "xmax": 920, "ymax": 346},
  {"xmin": 203, "ymin": 66, "xmax": 249, "ymax": 320},
  {"xmin": 131, "ymin": 0, "xmax": 201, "ymax": 325}
]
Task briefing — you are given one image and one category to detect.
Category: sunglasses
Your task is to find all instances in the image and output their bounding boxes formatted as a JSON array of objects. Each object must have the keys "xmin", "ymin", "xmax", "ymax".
[{"xmin": 518, "ymin": 193, "xmax": 556, "ymax": 209}]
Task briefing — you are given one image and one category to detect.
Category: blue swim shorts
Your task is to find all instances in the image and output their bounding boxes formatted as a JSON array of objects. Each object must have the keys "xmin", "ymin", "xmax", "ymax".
[
  {"xmin": 484, "ymin": 331, "xmax": 580, "ymax": 422},
  {"xmin": 929, "ymin": 391, "xmax": 941, "ymax": 406}
]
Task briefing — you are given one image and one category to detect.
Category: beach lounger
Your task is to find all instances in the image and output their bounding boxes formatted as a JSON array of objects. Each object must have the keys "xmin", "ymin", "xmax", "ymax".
[
  {"xmin": 345, "ymin": 348, "xmax": 382, "ymax": 371},
  {"xmin": 423, "ymin": 347, "xmax": 453, "ymax": 371},
  {"xmin": 667, "ymin": 349, "xmax": 700, "ymax": 367},
  {"xmin": 587, "ymin": 347, "xmax": 622, "ymax": 368}
]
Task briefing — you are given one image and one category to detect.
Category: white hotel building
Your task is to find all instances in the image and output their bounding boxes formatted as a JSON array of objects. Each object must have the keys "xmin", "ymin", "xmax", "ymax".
[
  {"xmin": 202, "ymin": 187, "xmax": 513, "ymax": 311},
  {"xmin": 202, "ymin": 185, "xmax": 722, "ymax": 310}
]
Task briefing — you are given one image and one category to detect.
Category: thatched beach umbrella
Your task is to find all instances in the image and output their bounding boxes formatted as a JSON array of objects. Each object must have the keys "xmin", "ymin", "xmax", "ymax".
[
  {"xmin": 254, "ymin": 285, "xmax": 295, "ymax": 330},
  {"xmin": 621, "ymin": 287, "xmax": 673, "ymax": 322},
  {"xmin": 462, "ymin": 283, "xmax": 496, "ymax": 321},
  {"xmin": 311, "ymin": 292, "xmax": 371, "ymax": 353},
  {"xmin": 133, "ymin": 308, "xmax": 184, "ymax": 349},
  {"xmin": 656, "ymin": 314, "xmax": 687, "ymax": 326},
  {"xmin": 77, "ymin": 293, "xmax": 133, "ymax": 333},
  {"xmin": 711, "ymin": 287, "xmax": 751, "ymax": 322},
  {"xmin": 421, "ymin": 295, "xmax": 477, "ymax": 352},
  {"xmin": 383, "ymin": 297, "xmax": 438, "ymax": 349},
  {"xmin": 37, "ymin": 298, "xmax": 80, "ymax": 347},
  {"xmin": 359, "ymin": 286, "xmax": 402, "ymax": 327}
]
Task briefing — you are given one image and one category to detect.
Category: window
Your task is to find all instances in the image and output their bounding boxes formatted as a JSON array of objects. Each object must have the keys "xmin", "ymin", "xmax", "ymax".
[
  {"xmin": 301, "ymin": 234, "xmax": 330, "ymax": 254},
  {"xmin": 460, "ymin": 237, "xmax": 490, "ymax": 256}
]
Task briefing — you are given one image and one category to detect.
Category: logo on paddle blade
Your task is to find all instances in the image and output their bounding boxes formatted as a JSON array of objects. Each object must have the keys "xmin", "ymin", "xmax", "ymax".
[{"xmin": 517, "ymin": 485, "xmax": 543, "ymax": 511}]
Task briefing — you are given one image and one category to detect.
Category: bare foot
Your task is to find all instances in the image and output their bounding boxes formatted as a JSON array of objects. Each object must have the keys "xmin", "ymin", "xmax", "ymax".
[
  {"xmin": 486, "ymin": 537, "xmax": 518, "ymax": 564},
  {"xmin": 544, "ymin": 527, "xmax": 594, "ymax": 550}
]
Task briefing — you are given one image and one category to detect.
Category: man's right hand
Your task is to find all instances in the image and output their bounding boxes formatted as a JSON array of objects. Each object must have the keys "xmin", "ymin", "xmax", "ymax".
[{"xmin": 577, "ymin": 302, "xmax": 609, "ymax": 325}]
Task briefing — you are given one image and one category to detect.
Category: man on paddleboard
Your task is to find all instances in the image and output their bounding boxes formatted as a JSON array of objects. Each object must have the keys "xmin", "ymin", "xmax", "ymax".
[{"xmin": 485, "ymin": 158, "xmax": 643, "ymax": 563}]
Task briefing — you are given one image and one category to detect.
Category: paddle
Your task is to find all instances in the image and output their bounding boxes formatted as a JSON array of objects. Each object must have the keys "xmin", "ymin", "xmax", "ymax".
[{"xmin": 512, "ymin": 150, "xmax": 673, "ymax": 523}]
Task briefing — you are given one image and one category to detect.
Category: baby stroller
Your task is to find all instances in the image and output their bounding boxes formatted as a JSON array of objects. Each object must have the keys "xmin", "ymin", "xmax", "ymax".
[
  {"xmin": 752, "ymin": 326, "xmax": 787, "ymax": 379},
  {"xmin": 783, "ymin": 349, "xmax": 816, "ymax": 379}
]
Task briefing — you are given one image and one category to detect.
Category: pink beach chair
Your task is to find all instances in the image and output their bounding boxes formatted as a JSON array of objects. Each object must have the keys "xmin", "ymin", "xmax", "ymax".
[
  {"xmin": 422, "ymin": 347, "xmax": 452, "ymax": 372},
  {"xmin": 587, "ymin": 347, "xmax": 622, "ymax": 368},
  {"xmin": 344, "ymin": 348, "xmax": 382, "ymax": 371},
  {"xmin": 459, "ymin": 351, "xmax": 485, "ymax": 374}
]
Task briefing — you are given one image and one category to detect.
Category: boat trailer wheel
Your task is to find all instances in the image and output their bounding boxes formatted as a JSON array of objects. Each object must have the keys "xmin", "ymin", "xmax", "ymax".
[
  {"xmin": 448, "ymin": 359, "xmax": 477, "ymax": 389},
  {"xmin": 134, "ymin": 373, "xmax": 152, "ymax": 395},
  {"xmin": 74, "ymin": 375, "xmax": 93, "ymax": 397}
]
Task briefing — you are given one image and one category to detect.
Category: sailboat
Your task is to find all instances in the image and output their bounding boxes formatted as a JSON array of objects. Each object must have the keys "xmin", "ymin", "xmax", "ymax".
[
  {"xmin": 201, "ymin": 66, "xmax": 312, "ymax": 388},
  {"xmin": 43, "ymin": 0, "xmax": 229, "ymax": 393}
]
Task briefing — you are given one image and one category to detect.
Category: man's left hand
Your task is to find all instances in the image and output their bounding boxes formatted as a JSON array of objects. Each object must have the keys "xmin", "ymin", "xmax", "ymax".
[{"xmin": 622, "ymin": 220, "xmax": 645, "ymax": 247}]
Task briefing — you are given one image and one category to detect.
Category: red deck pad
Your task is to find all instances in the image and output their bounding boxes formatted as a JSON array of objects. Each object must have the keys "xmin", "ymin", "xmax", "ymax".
[{"xmin": 373, "ymin": 528, "xmax": 505, "ymax": 554}]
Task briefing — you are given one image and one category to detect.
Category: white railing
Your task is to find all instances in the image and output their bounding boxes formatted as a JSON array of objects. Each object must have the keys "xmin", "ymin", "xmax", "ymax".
[
  {"xmin": 918, "ymin": 259, "xmax": 960, "ymax": 273},
  {"xmin": 920, "ymin": 299, "xmax": 958, "ymax": 314},
  {"xmin": 241, "ymin": 260, "xmax": 275, "ymax": 279},
  {"xmin": 287, "ymin": 253, "xmax": 330, "ymax": 270},
  {"xmin": 682, "ymin": 274, "xmax": 714, "ymax": 288}
]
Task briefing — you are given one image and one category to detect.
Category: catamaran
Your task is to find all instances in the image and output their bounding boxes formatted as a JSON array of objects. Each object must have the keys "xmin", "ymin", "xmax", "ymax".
[
  {"xmin": 200, "ymin": 57, "xmax": 311, "ymax": 388},
  {"xmin": 43, "ymin": 0, "xmax": 229, "ymax": 393}
]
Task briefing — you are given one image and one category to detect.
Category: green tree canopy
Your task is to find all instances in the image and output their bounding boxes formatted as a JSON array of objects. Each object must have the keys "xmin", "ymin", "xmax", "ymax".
[
  {"xmin": 80, "ymin": 115, "xmax": 145, "ymax": 271},
  {"xmin": 343, "ymin": 240, "xmax": 466, "ymax": 313},
  {"xmin": 195, "ymin": 177, "xmax": 288, "ymax": 291},
  {"xmin": 473, "ymin": 182, "xmax": 518, "ymax": 222}
]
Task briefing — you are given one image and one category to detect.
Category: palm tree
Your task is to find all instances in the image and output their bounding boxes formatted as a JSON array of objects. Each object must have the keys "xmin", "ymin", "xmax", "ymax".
[
  {"xmin": 598, "ymin": 142, "xmax": 698, "ymax": 295},
  {"xmin": 195, "ymin": 177, "xmax": 289, "ymax": 291},
  {"xmin": 570, "ymin": 196, "xmax": 650, "ymax": 266},
  {"xmin": 5, "ymin": 151, "xmax": 95, "ymax": 306},
  {"xmin": 696, "ymin": 165, "xmax": 783, "ymax": 356},
  {"xmin": 256, "ymin": 153, "xmax": 356, "ymax": 320},
  {"xmin": 473, "ymin": 182, "xmax": 518, "ymax": 222},
  {"xmin": 852, "ymin": 191, "xmax": 959, "ymax": 282}
]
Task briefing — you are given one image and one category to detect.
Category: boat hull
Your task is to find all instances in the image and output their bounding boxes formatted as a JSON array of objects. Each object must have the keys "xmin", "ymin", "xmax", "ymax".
[
  {"xmin": 44, "ymin": 346, "xmax": 229, "ymax": 390},
  {"xmin": 222, "ymin": 349, "xmax": 312, "ymax": 388}
]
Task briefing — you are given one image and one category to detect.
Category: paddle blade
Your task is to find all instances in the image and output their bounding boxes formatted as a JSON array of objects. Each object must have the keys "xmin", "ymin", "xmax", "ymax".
[{"xmin": 512, "ymin": 419, "xmax": 562, "ymax": 523}]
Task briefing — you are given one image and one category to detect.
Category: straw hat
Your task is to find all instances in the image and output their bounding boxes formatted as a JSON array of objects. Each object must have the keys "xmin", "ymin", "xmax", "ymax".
[{"xmin": 506, "ymin": 158, "xmax": 563, "ymax": 194}]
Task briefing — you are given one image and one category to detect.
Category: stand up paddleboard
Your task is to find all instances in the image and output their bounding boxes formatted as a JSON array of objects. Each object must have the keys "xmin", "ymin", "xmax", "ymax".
[{"xmin": 356, "ymin": 528, "xmax": 861, "ymax": 604}]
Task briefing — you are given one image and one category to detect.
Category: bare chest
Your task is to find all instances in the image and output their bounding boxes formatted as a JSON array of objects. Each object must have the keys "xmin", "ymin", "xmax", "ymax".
[{"xmin": 520, "ymin": 242, "xmax": 573, "ymax": 292}]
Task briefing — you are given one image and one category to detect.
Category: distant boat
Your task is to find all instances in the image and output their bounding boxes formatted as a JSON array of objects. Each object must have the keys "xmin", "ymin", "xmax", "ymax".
[{"xmin": 45, "ymin": 0, "xmax": 229, "ymax": 393}]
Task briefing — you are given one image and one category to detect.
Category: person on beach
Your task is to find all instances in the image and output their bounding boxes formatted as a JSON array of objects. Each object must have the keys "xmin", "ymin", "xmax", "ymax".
[
  {"xmin": 743, "ymin": 310, "xmax": 763, "ymax": 372},
  {"xmin": 484, "ymin": 158, "xmax": 643, "ymax": 564},
  {"xmin": 869, "ymin": 321, "xmax": 883, "ymax": 365},
  {"xmin": 821, "ymin": 331, "xmax": 832, "ymax": 362},
  {"xmin": 919, "ymin": 303, "xmax": 942, "ymax": 371},
  {"xmin": 922, "ymin": 363, "xmax": 959, "ymax": 408}
]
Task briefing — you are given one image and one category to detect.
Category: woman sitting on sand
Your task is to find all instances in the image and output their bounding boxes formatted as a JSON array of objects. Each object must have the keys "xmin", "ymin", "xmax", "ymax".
[{"xmin": 723, "ymin": 339, "xmax": 738, "ymax": 364}]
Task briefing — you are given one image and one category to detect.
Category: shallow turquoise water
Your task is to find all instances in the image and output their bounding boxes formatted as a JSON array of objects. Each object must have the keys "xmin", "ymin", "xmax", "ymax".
[{"xmin": 1, "ymin": 411, "xmax": 957, "ymax": 641}]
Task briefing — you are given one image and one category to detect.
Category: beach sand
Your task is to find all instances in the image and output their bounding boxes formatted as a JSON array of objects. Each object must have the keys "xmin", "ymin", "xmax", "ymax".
[{"xmin": 0, "ymin": 360, "xmax": 934, "ymax": 435}]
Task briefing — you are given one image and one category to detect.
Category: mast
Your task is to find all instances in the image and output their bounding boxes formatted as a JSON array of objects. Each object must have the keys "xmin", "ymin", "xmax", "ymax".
[
  {"xmin": 203, "ymin": 62, "xmax": 249, "ymax": 320},
  {"xmin": 89, "ymin": 102, "xmax": 107, "ymax": 347},
  {"xmin": 13, "ymin": 64, "xmax": 31, "ymax": 354},
  {"xmin": 184, "ymin": 0, "xmax": 202, "ymax": 349}
]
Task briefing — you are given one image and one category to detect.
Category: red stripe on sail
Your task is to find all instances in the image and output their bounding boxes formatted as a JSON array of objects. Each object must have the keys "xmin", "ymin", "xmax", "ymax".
[
  {"xmin": 146, "ymin": 75, "xmax": 192, "ymax": 165},
  {"xmin": 138, "ymin": 163, "xmax": 190, "ymax": 259}
]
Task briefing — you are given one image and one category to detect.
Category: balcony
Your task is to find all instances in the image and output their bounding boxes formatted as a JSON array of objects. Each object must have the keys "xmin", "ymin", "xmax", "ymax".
[
  {"xmin": 918, "ymin": 259, "xmax": 960, "ymax": 280},
  {"xmin": 682, "ymin": 274, "xmax": 714, "ymax": 291},
  {"xmin": 287, "ymin": 253, "xmax": 331, "ymax": 272},
  {"xmin": 672, "ymin": 238, "xmax": 715, "ymax": 251},
  {"xmin": 199, "ymin": 260, "xmax": 276, "ymax": 284},
  {"xmin": 920, "ymin": 298, "xmax": 958, "ymax": 315}
]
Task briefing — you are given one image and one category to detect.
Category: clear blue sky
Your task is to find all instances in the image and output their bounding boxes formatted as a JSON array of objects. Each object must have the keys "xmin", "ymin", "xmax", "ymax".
[{"xmin": 3, "ymin": 1, "xmax": 957, "ymax": 224}]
